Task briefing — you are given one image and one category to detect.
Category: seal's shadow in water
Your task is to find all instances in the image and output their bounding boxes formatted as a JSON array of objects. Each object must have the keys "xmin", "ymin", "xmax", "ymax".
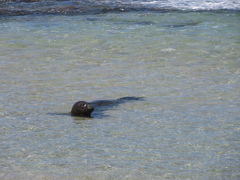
[{"xmin": 48, "ymin": 96, "xmax": 144, "ymax": 119}]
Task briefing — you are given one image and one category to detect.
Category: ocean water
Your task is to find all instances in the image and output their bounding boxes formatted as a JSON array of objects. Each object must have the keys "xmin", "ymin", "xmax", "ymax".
[{"xmin": 0, "ymin": 0, "xmax": 240, "ymax": 179}]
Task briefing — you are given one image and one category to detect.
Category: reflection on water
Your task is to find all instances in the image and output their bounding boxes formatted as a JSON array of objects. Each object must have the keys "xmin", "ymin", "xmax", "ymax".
[{"xmin": 0, "ymin": 10, "xmax": 240, "ymax": 179}]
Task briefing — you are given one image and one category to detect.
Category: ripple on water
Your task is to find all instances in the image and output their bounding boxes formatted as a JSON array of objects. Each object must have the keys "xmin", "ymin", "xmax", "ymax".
[{"xmin": 0, "ymin": 10, "xmax": 240, "ymax": 179}]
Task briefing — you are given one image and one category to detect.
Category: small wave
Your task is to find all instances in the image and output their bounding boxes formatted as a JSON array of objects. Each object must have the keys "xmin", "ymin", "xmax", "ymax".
[
  {"xmin": 138, "ymin": 0, "xmax": 240, "ymax": 10},
  {"xmin": 0, "ymin": 0, "xmax": 239, "ymax": 16}
]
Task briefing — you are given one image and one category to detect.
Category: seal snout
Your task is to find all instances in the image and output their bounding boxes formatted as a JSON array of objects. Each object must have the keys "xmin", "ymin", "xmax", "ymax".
[{"xmin": 87, "ymin": 104, "xmax": 94, "ymax": 112}]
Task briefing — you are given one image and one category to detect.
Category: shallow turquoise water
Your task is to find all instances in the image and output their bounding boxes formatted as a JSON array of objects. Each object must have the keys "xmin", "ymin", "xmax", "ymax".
[{"xmin": 0, "ymin": 11, "xmax": 240, "ymax": 179}]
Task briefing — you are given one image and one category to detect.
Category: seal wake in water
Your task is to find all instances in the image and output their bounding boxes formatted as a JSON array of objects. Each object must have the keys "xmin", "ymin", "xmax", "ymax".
[{"xmin": 71, "ymin": 96, "xmax": 144, "ymax": 117}]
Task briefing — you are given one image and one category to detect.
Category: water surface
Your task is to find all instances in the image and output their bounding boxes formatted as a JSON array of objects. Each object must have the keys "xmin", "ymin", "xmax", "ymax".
[{"xmin": 0, "ymin": 1, "xmax": 240, "ymax": 179}]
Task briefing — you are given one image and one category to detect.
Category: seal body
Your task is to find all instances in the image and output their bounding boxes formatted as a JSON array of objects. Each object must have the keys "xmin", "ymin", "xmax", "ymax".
[
  {"xmin": 71, "ymin": 97, "xmax": 144, "ymax": 118},
  {"xmin": 71, "ymin": 101, "xmax": 94, "ymax": 117}
]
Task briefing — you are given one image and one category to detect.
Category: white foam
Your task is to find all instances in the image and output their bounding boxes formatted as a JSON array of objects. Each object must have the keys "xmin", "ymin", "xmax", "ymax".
[{"xmin": 121, "ymin": 0, "xmax": 240, "ymax": 10}]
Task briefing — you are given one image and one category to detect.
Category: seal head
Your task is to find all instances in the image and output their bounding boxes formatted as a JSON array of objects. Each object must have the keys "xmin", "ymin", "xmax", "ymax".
[{"xmin": 71, "ymin": 101, "xmax": 94, "ymax": 117}]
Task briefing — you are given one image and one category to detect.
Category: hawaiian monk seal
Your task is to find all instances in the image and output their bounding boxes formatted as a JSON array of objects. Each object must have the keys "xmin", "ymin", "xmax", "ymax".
[{"xmin": 71, "ymin": 96, "xmax": 144, "ymax": 117}]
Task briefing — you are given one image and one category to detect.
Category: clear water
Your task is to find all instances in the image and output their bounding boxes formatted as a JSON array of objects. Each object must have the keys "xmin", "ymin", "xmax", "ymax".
[{"xmin": 0, "ymin": 2, "xmax": 240, "ymax": 180}]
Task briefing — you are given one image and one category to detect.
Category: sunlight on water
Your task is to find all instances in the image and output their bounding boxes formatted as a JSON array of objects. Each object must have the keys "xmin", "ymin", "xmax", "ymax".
[{"xmin": 0, "ymin": 10, "xmax": 240, "ymax": 179}]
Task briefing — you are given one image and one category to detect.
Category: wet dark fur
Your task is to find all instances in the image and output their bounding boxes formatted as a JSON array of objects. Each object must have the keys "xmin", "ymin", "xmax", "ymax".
[
  {"xmin": 71, "ymin": 96, "xmax": 144, "ymax": 118},
  {"xmin": 71, "ymin": 101, "xmax": 94, "ymax": 117}
]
